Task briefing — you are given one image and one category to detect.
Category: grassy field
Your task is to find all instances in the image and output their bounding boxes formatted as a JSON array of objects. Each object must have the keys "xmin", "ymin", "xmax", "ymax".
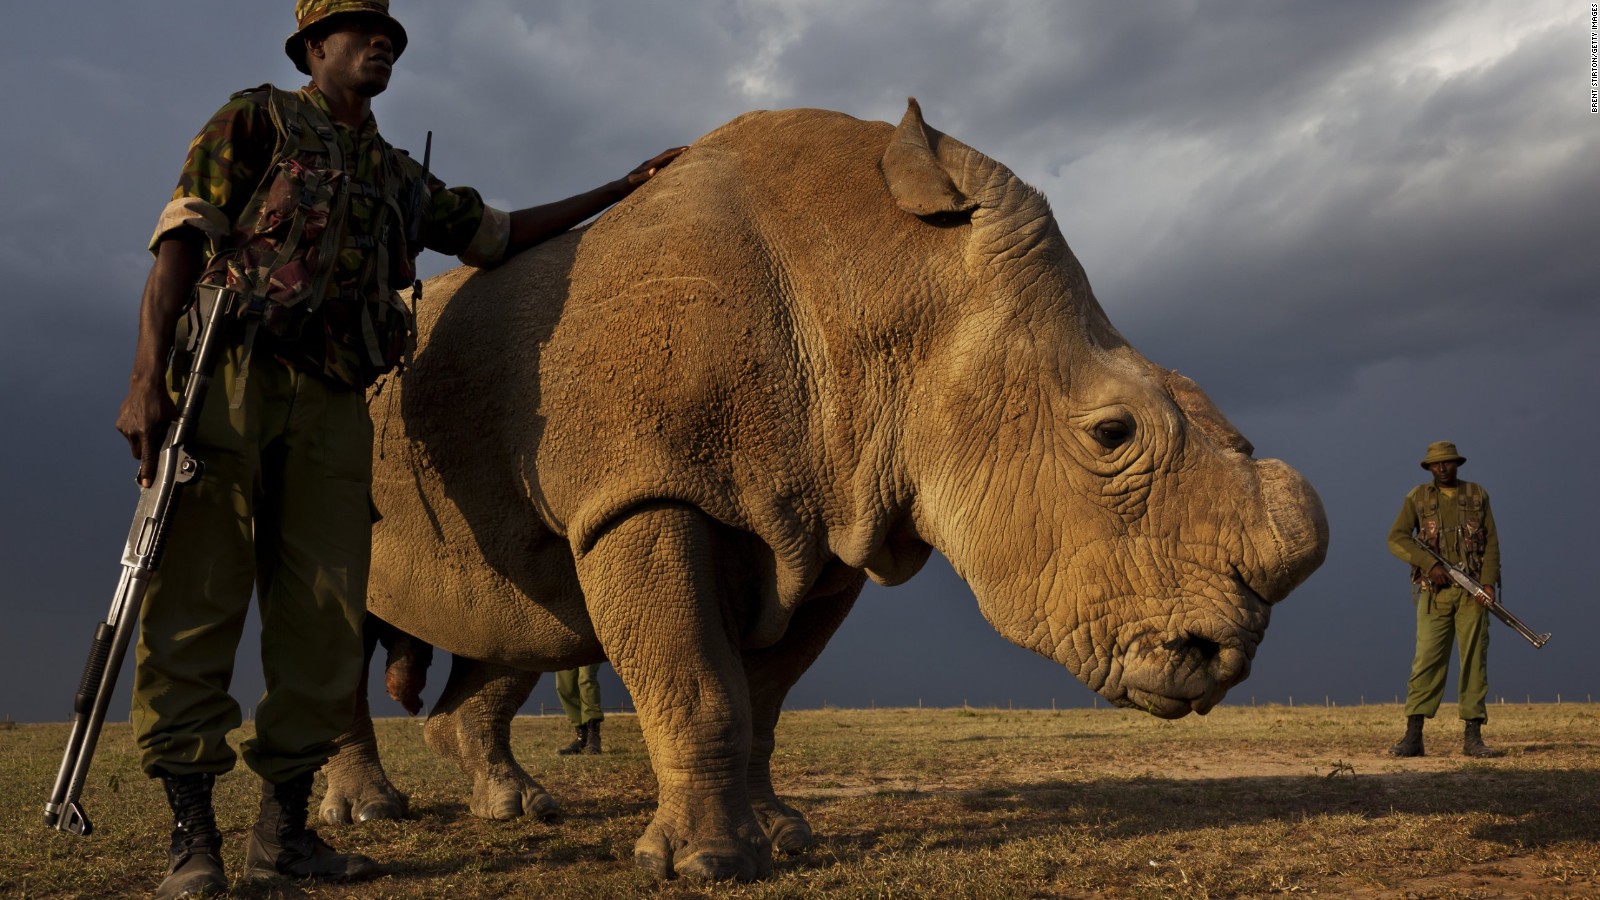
[{"xmin": 3, "ymin": 703, "xmax": 1597, "ymax": 898}]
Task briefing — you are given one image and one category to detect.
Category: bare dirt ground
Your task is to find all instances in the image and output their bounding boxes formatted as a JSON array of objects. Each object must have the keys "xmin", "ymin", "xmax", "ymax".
[
  {"xmin": 782, "ymin": 704, "xmax": 1600, "ymax": 898},
  {"xmin": 4, "ymin": 702, "xmax": 1597, "ymax": 898}
]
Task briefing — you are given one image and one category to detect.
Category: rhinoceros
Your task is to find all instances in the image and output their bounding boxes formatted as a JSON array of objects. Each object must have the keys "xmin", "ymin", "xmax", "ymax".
[{"xmin": 319, "ymin": 99, "xmax": 1327, "ymax": 881}]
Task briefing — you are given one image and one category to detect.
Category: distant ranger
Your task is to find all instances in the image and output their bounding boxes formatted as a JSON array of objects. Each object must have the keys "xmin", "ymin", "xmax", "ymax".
[
  {"xmin": 554, "ymin": 664, "xmax": 607, "ymax": 755},
  {"xmin": 1385, "ymin": 441, "xmax": 1503, "ymax": 759}
]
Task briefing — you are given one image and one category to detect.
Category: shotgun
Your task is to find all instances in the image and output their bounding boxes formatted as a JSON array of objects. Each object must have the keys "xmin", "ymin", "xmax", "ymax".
[
  {"xmin": 44, "ymin": 284, "xmax": 238, "ymax": 836},
  {"xmin": 1417, "ymin": 543, "xmax": 1550, "ymax": 649}
]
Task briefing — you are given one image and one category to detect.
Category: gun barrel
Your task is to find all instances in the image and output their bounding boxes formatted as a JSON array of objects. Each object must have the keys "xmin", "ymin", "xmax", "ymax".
[
  {"xmin": 1415, "ymin": 542, "xmax": 1549, "ymax": 649},
  {"xmin": 1488, "ymin": 602, "xmax": 1551, "ymax": 649},
  {"xmin": 45, "ymin": 567, "xmax": 148, "ymax": 834}
]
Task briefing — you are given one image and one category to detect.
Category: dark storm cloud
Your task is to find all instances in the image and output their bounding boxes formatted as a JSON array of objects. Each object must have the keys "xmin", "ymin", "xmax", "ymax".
[
  {"xmin": 1, "ymin": 1, "xmax": 1594, "ymax": 724},
  {"xmin": 1033, "ymin": 7, "xmax": 1597, "ymax": 414}
]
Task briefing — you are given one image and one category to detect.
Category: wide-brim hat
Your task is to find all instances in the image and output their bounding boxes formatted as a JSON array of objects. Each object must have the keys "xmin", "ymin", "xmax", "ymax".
[
  {"xmin": 285, "ymin": 0, "xmax": 408, "ymax": 76},
  {"xmin": 1420, "ymin": 440, "xmax": 1466, "ymax": 468}
]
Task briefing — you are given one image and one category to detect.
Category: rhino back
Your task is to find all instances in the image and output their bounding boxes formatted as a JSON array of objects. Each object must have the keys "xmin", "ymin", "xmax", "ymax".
[{"xmin": 374, "ymin": 108, "xmax": 959, "ymax": 654}]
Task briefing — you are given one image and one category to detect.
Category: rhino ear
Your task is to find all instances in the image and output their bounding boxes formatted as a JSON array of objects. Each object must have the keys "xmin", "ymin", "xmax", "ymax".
[{"xmin": 882, "ymin": 97, "xmax": 978, "ymax": 217}]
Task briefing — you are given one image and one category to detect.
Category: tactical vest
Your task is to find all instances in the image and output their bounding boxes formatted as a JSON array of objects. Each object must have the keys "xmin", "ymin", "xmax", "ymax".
[
  {"xmin": 1409, "ymin": 481, "xmax": 1489, "ymax": 586},
  {"xmin": 198, "ymin": 84, "xmax": 422, "ymax": 386}
]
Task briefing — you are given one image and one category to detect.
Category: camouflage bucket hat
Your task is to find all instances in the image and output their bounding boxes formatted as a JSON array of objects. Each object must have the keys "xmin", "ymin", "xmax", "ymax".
[
  {"xmin": 1420, "ymin": 440, "xmax": 1467, "ymax": 468},
  {"xmin": 285, "ymin": 0, "xmax": 408, "ymax": 75}
]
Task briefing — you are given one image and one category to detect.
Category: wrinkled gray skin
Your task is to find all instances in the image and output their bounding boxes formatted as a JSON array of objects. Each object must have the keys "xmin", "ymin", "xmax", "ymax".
[{"xmin": 319, "ymin": 99, "xmax": 1328, "ymax": 881}]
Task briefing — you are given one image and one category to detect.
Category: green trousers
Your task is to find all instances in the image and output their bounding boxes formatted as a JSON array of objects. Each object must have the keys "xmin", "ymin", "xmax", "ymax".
[
  {"xmin": 1402, "ymin": 586, "xmax": 1490, "ymax": 722},
  {"xmin": 555, "ymin": 664, "xmax": 604, "ymax": 727},
  {"xmin": 131, "ymin": 341, "xmax": 373, "ymax": 783}
]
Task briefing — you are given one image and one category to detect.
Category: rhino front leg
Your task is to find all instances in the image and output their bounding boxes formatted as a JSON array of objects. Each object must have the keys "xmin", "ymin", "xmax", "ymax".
[
  {"xmin": 423, "ymin": 656, "xmax": 558, "ymax": 821},
  {"xmin": 321, "ymin": 619, "xmax": 411, "ymax": 825},
  {"xmin": 742, "ymin": 575, "xmax": 863, "ymax": 854},
  {"xmin": 579, "ymin": 503, "xmax": 770, "ymax": 882}
]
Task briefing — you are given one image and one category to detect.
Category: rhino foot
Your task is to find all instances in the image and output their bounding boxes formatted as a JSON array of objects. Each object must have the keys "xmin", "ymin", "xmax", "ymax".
[
  {"xmin": 468, "ymin": 765, "xmax": 559, "ymax": 821},
  {"xmin": 320, "ymin": 774, "xmax": 409, "ymax": 825},
  {"xmin": 632, "ymin": 810, "xmax": 772, "ymax": 882},
  {"xmin": 752, "ymin": 797, "xmax": 814, "ymax": 854}
]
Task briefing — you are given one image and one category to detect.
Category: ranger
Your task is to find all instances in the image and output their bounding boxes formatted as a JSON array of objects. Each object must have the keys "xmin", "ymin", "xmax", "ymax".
[
  {"xmin": 113, "ymin": 2, "xmax": 682, "ymax": 895},
  {"xmin": 1385, "ymin": 441, "xmax": 1504, "ymax": 759},
  {"xmin": 554, "ymin": 664, "xmax": 607, "ymax": 755}
]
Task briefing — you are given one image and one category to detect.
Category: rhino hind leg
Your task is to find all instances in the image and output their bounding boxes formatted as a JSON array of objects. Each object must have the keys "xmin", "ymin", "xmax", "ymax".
[
  {"xmin": 423, "ymin": 655, "xmax": 557, "ymax": 821},
  {"xmin": 742, "ymin": 572, "xmax": 864, "ymax": 854},
  {"xmin": 320, "ymin": 618, "xmax": 414, "ymax": 825},
  {"xmin": 580, "ymin": 503, "xmax": 777, "ymax": 882}
]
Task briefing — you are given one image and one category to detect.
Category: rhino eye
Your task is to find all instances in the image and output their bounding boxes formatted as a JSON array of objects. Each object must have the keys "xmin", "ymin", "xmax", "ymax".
[{"xmin": 1092, "ymin": 419, "xmax": 1132, "ymax": 449}]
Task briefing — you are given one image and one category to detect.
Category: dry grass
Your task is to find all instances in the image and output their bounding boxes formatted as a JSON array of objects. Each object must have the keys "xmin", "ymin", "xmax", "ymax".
[{"xmin": 3, "ymin": 703, "xmax": 1598, "ymax": 898}]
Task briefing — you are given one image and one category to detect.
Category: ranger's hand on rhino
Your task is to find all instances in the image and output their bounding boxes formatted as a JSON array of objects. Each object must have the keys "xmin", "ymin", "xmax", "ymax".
[
  {"xmin": 499, "ymin": 146, "xmax": 687, "ymax": 259},
  {"xmin": 624, "ymin": 146, "xmax": 689, "ymax": 189},
  {"xmin": 328, "ymin": 98, "xmax": 1328, "ymax": 882}
]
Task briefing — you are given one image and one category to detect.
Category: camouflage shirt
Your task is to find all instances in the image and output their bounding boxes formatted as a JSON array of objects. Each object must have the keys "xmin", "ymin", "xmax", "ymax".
[
  {"xmin": 1387, "ymin": 480, "xmax": 1501, "ymax": 586},
  {"xmin": 150, "ymin": 83, "xmax": 510, "ymax": 388}
]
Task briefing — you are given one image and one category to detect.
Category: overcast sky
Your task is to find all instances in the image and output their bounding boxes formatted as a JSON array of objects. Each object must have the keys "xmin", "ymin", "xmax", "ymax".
[{"xmin": 2, "ymin": 1, "xmax": 1596, "ymax": 727}]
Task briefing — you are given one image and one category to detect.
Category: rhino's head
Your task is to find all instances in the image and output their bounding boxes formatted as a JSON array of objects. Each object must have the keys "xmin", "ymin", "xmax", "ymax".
[{"xmin": 879, "ymin": 100, "xmax": 1327, "ymax": 717}]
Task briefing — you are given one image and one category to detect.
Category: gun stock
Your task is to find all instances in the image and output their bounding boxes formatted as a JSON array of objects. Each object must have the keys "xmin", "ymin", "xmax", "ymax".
[{"xmin": 44, "ymin": 285, "xmax": 237, "ymax": 835}]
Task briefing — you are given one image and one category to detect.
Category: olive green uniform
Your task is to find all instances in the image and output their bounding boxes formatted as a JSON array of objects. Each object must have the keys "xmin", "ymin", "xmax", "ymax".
[
  {"xmin": 133, "ymin": 340, "xmax": 375, "ymax": 781},
  {"xmin": 133, "ymin": 83, "xmax": 509, "ymax": 782},
  {"xmin": 556, "ymin": 665, "xmax": 605, "ymax": 728},
  {"xmin": 1386, "ymin": 481, "xmax": 1500, "ymax": 722}
]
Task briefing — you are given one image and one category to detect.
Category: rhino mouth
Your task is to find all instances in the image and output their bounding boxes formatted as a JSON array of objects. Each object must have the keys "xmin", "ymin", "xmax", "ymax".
[{"xmin": 1102, "ymin": 576, "xmax": 1269, "ymax": 719}]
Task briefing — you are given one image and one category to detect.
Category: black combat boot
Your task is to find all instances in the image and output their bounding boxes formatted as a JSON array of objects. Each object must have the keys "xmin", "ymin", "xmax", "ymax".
[
  {"xmin": 1389, "ymin": 714, "xmax": 1425, "ymax": 757},
  {"xmin": 155, "ymin": 772, "xmax": 227, "ymax": 899},
  {"xmin": 242, "ymin": 772, "xmax": 377, "ymax": 882},
  {"xmin": 584, "ymin": 720, "xmax": 603, "ymax": 755},
  {"xmin": 1463, "ymin": 718, "xmax": 1503, "ymax": 758},
  {"xmin": 557, "ymin": 722, "xmax": 589, "ymax": 755}
]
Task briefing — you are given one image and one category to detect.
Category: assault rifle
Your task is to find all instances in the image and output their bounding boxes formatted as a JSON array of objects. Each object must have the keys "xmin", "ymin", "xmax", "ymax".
[
  {"xmin": 1417, "ymin": 543, "xmax": 1551, "ymax": 649},
  {"xmin": 44, "ymin": 284, "xmax": 239, "ymax": 836}
]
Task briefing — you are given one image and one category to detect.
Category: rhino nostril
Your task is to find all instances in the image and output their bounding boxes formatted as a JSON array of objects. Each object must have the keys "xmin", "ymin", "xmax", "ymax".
[{"xmin": 1162, "ymin": 633, "xmax": 1221, "ymax": 662}]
